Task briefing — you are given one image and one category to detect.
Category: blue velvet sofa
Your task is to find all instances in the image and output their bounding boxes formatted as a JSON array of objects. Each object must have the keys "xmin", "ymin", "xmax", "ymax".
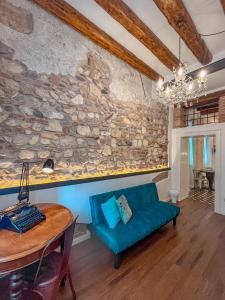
[{"xmin": 89, "ymin": 182, "xmax": 180, "ymax": 268}]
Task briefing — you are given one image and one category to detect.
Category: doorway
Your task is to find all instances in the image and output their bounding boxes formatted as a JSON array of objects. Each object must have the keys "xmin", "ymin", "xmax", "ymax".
[
  {"xmin": 170, "ymin": 123, "xmax": 225, "ymax": 215},
  {"xmin": 180, "ymin": 135, "xmax": 215, "ymax": 208}
]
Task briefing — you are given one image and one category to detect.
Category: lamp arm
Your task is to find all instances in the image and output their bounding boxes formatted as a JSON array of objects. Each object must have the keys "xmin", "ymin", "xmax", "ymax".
[
  {"xmin": 17, "ymin": 158, "xmax": 54, "ymax": 203},
  {"xmin": 18, "ymin": 162, "xmax": 30, "ymax": 203}
]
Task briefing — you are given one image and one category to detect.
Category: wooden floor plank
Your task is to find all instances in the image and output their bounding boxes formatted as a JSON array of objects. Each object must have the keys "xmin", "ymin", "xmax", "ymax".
[{"xmin": 59, "ymin": 198, "xmax": 225, "ymax": 300}]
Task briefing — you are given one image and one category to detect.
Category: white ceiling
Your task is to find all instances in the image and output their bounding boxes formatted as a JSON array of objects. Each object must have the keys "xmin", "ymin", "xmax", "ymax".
[{"xmin": 67, "ymin": 0, "xmax": 225, "ymax": 91}]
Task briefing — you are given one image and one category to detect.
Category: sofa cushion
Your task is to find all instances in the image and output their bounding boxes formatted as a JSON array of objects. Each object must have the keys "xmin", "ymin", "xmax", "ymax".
[
  {"xmin": 93, "ymin": 201, "xmax": 180, "ymax": 254},
  {"xmin": 116, "ymin": 195, "xmax": 132, "ymax": 224},
  {"xmin": 101, "ymin": 196, "xmax": 121, "ymax": 229},
  {"xmin": 151, "ymin": 201, "xmax": 180, "ymax": 221}
]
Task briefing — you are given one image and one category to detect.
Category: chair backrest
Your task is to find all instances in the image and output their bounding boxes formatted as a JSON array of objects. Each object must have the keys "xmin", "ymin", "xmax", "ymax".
[
  {"xmin": 90, "ymin": 183, "xmax": 159, "ymax": 226},
  {"xmin": 200, "ymin": 172, "xmax": 206, "ymax": 179},
  {"xmin": 59, "ymin": 217, "xmax": 77, "ymax": 274},
  {"xmin": 33, "ymin": 216, "xmax": 77, "ymax": 286},
  {"xmin": 193, "ymin": 170, "xmax": 200, "ymax": 178}
]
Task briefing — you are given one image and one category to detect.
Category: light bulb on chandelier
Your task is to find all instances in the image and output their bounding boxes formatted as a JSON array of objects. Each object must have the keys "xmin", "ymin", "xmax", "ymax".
[
  {"xmin": 188, "ymin": 82, "xmax": 193, "ymax": 91},
  {"xmin": 175, "ymin": 65, "xmax": 185, "ymax": 81},
  {"xmin": 198, "ymin": 69, "xmax": 207, "ymax": 85}
]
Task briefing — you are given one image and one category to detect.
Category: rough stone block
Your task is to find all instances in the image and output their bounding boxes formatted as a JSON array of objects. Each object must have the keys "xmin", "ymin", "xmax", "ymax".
[
  {"xmin": 38, "ymin": 151, "xmax": 50, "ymax": 159},
  {"xmin": 45, "ymin": 120, "xmax": 62, "ymax": 132},
  {"xmin": 71, "ymin": 94, "xmax": 84, "ymax": 105},
  {"xmin": 77, "ymin": 125, "xmax": 91, "ymax": 136},
  {"xmin": 19, "ymin": 150, "xmax": 35, "ymax": 160},
  {"xmin": 0, "ymin": 41, "xmax": 14, "ymax": 59},
  {"xmin": 0, "ymin": 0, "xmax": 33, "ymax": 34},
  {"xmin": 1, "ymin": 58, "xmax": 26, "ymax": 74}
]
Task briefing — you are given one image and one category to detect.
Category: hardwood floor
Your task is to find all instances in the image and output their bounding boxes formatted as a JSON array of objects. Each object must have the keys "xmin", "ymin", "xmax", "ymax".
[{"xmin": 59, "ymin": 198, "xmax": 225, "ymax": 300}]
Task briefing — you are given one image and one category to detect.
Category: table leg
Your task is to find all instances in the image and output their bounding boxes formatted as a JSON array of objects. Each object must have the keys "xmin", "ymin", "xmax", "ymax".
[{"xmin": 9, "ymin": 271, "xmax": 23, "ymax": 300}]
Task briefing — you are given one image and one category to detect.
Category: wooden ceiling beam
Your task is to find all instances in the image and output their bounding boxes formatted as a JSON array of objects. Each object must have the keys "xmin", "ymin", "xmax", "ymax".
[
  {"xmin": 197, "ymin": 89, "xmax": 225, "ymax": 102},
  {"xmin": 32, "ymin": 0, "xmax": 161, "ymax": 81},
  {"xmin": 95, "ymin": 0, "xmax": 179, "ymax": 70},
  {"xmin": 220, "ymin": 0, "xmax": 225, "ymax": 14},
  {"xmin": 153, "ymin": 0, "xmax": 213, "ymax": 65},
  {"xmin": 184, "ymin": 89, "xmax": 225, "ymax": 108},
  {"xmin": 200, "ymin": 107, "xmax": 218, "ymax": 115}
]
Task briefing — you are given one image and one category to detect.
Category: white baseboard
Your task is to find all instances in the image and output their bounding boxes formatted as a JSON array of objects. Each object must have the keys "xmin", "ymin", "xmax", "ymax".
[
  {"xmin": 179, "ymin": 189, "xmax": 190, "ymax": 201},
  {"xmin": 72, "ymin": 229, "xmax": 91, "ymax": 246}
]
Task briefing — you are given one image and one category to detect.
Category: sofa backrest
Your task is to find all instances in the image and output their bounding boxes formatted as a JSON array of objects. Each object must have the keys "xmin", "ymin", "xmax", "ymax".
[{"xmin": 89, "ymin": 182, "xmax": 159, "ymax": 226}]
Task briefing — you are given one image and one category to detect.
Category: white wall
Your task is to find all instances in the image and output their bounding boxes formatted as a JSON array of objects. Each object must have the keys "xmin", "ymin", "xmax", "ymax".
[
  {"xmin": 0, "ymin": 171, "xmax": 170, "ymax": 223},
  {"xmin": 180, "ymin": 138, "xmax": 190, "ymax": 200},
  {"xmin": 157, "ymin": 178, "xmax": 170, "ymax": 201}
]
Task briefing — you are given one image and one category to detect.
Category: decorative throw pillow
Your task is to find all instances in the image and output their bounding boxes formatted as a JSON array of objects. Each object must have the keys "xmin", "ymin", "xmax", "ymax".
[
  {"xmin": 101, "ymin": 196, "xmax": 121, "ymax": 229},
  {"xmin": 116, "ymin": 195, "xmax": 132, "ymax": 224}
]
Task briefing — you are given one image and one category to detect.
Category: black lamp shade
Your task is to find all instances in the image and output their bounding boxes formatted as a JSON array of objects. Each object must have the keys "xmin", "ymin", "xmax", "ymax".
[{"xmin": 42, "ymin": 159, "xmax": 54, "ymax": 174}]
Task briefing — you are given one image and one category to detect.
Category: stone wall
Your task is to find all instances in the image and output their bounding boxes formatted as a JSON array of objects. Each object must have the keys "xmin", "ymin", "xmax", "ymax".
[{"xmin": 0, "ymin": 0, "xmax": 168, "ymax": 189}]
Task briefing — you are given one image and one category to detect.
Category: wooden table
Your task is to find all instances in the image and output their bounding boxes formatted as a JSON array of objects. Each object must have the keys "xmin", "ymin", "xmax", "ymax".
[{"xmin": 0, "ymin": 203, "xmax": 74, "ymax": 299}]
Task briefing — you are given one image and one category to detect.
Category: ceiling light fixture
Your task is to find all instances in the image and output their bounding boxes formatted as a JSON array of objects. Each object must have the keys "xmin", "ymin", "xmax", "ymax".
[{"xmin": 155, "ymin": 38, "xmax": 207, "ymax": 107}]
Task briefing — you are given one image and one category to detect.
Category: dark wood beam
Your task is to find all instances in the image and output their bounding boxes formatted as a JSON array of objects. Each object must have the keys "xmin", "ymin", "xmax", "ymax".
[
  {"xmin": 189, "ymin": 58, "xmax": 225, "ymax": 80},
  {"xmin": 184, "ymin": 89, "xmax": 225, "ymax": 108},
  {"xmin": 200, "ymin": 107, "xmax": 218, "ymax": 115},
  {"xmin": 196, "ymin": 100, "xmax": 218, "ymax": 109},
  {"xmin": 220, "ymin": 0, "xmax": 225, "ymax": 14},
  {"xmin": 32, "ymin": 0, "xmax": 161, "ymax": 81},
  {"xmin": 95, "ymin": 0, "xmax": 179, "ymax": 70},
  {"xmin": 198, "ymin": 89, "xmax": 225, "ymax": 102},
  {"xmin": 153, "ymin": 0, "xmax": 212, "ymax": 65},
  {"xmin": 166, "ymin": 58, "xmax": 225, "ymax": 88}
]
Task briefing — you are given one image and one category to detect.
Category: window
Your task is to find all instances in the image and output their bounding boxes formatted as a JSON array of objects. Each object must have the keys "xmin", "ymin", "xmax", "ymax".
[{"xmin": 184, "ymin": 105, "xmax": 219, "ymax": 127}]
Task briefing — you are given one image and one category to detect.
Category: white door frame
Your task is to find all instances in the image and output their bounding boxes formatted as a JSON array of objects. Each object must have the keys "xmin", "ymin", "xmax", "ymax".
[{"xmin": 171, "ymin": 123, "xmax": 225, "ymax": 215}]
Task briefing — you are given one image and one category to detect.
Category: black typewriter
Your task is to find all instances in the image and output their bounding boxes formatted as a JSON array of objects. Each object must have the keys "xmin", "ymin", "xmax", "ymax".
[
  {"xmin": 0, "ymin": 162, "xmax": 46, "ymax": 233},
  {"xmin": 0, "ymin": 202, "xmax": 46, "ymax": 233}
]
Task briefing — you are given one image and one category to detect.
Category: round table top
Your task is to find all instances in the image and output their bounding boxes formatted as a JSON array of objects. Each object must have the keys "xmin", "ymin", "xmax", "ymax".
[{"xmin": 0, "ymin": 203, "xmax": 74, "ymax": 274}]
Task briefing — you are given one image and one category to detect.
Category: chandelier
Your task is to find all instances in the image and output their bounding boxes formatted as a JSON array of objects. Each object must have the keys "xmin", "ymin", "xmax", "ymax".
[{"xmin": 156, "ymin": 38, "xmax": 207, "ymax": 107}]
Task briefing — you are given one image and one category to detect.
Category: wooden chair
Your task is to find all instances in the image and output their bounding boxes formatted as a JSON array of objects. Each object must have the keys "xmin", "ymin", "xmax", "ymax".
[
  {"xmin": 199, "ymin": 172, "xmax": 209, "ymax": 190},
  {"xmin": 22, "ymin": 217, "xmax": 77, "ymax": 300},
  {"xmin": 193, "ymin": 170, "xmax": 200, "ymax": 189},
  {"xmin": 0, "ymin": 275, "xmax": 10, "ymax": 300}
]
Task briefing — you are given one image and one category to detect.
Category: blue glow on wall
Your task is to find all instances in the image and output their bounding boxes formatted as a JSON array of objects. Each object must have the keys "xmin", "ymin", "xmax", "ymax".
[
  {"xmin": 57, "ymin": 185, "xmax": 92, "ymax": 222},
  {"xmin": 203, "ymin": 137, "xmax": 209, "ymax": 167},
  {"xmin": 189, "ymin": 137, "xmax": 194, "ymax": 166}
]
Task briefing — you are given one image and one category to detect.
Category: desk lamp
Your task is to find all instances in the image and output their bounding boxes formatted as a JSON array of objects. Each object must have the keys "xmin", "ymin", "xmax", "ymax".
[{"xmin": 18, "ymin": 159, "xmax": 54, "ymax": 203}]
